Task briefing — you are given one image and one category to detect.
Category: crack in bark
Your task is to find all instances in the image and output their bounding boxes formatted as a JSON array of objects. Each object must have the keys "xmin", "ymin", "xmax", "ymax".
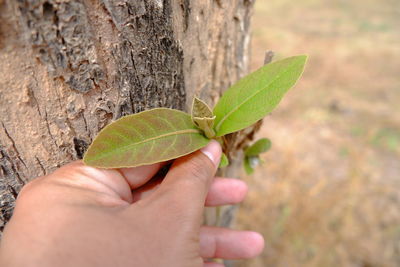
[
  {"xmin": 81, "ymin": 112, "xmax": 89, "ymax": 136},
  {"xmin": 0, "ymin": 145, "xmax": 25, "ymax": 234},
  {"xmin": 29, "ymin": 78, "xmax": 43, "ymax": 117},
  {"xmin": 129, "ymin": 49, "xmax": 145, "ymax": 107},
  {"xmin": 43, "ymin": 109, "xmax": 57, "ymax": 148},
  {"xmin": 35, "ymin": 156, "xmax": 46, "ymax": 175},
  {"xmin": 0, "ymin": 148, "xmax": 24, "ymax": 185},
  {"xmin": 1, "ymin": 122, "xmax": 27, "ymax": 169}
]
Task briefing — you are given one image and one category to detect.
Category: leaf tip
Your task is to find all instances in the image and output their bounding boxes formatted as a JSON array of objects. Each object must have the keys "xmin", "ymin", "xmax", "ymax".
[{"xmin": 294, "ymin": 54, "xmax": 308, "ymax": 66}]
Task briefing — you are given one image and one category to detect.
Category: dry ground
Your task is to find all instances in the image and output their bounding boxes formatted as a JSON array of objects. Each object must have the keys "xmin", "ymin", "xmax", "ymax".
[{"xmin": 235, "ymin": 0, "xmax": 400, "ymax": 266}]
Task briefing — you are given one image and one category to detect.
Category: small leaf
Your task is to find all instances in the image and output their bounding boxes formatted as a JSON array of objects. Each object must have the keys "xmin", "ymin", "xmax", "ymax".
[
  {"xmin": 214, "ymin": 55, "xmax": 307, "ymax": 136},
  {"xmin": 192, "ymin": 117, "xmax": 216, "ymax": 139},
  {"xmin": 192, "ymin": 97, "xmax": 213, "ymax": 118},
  {"xmin": 245, "ymin": 138, "xmax": 271, "ymax": 156},
  {"xmin": 191, "ymin": 97, "xmax": 216, "ymax": 138},
  {"xmin": 83, "ymin": 108, "xmax": 210, "ymax": 168},
  {"xmin": 219, "ymin": 153, "xmax": 229, "ymax": 168},
  {"xmin": 244, "ymin": 157, "xmax": 254, "ymax": 175}
]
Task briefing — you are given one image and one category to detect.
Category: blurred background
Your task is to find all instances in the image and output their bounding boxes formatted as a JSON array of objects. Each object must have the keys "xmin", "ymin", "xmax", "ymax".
[{"xmin": 236, "ymin": 0, "xmax": 400, "ymax": 266}]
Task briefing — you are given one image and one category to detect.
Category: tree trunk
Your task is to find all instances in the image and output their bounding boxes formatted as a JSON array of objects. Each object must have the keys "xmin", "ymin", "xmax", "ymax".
[{"xmin": 0, "ymin": 0, "xmax": 255, "ymax": 237}]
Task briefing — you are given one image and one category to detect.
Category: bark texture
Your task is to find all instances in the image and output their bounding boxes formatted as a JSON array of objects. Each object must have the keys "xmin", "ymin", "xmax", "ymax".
[{"xmin": 0, "ymin": 0, "xmax": 254, "ymax": 236}]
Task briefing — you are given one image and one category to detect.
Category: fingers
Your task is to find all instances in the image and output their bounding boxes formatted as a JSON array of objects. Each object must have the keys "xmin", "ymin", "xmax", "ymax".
[
  {"xmin": 42, "ymin": 161, "xmax": 135, "ymax": 204},
  {"xmin": 34, "ymin": 161, "xmax": 166, "ymax": 205},
  {"xmin": 118, "ymin": 162, "xmax": 166, "ymax": 189},
  {"xmin": 204, "ymin": 262, "xmax": 225, "ymax": 267},
  {"xmin": 199, "ymin": 226, "xmax": 264, "ymax": 260},
  {"xmin": 205, "ymin": 178, "xmax": 247, "ymax": 206},
  {"xmin": 131, "ymin": 175, "xmax": 163, "ymax": 202},
  {"xmin": 152, "ymin": 140, "xmax": 221, "ymax": 220},
  {"xmin": 133, "ymin": 178, "xmax": 247, "ymax": 206}
]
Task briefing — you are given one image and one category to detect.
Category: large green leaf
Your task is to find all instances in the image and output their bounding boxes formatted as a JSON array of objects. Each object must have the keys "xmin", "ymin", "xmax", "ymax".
[
  {"xmin": 83, "ymin": 108, "xmax": 209, "ymax": 168},
  {"xmin": 213, "ymin": 55, "xmax": 307, "ymax": 136}
]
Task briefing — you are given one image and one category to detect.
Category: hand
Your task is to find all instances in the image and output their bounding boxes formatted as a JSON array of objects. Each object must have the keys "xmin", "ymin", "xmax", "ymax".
[{"xmin": 0, "ymin": 140, "xmax": 264, "ymax": 267}]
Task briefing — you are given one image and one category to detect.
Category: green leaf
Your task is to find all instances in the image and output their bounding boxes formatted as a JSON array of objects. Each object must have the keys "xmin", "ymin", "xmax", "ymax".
[
  {"xmin": 219, "ymin": 153, "xmax": 229, "ymax": 168},
  {"xmin": 244, "ymin": 157, "xmax": 254, "ymax": 175},
  {"xmin": 191, "ymin": 97, "xmax": 216, "ymax": 138},
  {"xmin": 83, "ymin": 108, "xmax": 210, "ymax": 168},
  {"xmin": 213, "ymin": 55, "xmax": 307, "ymax": 136},
  {"xmin": 245, "ymin": 138, "xmax": 271, "ymax": 156}
]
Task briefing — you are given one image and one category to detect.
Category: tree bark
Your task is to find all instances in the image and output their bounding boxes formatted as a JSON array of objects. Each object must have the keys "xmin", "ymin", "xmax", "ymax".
[{"xmin": 0, "ymin": 0, "xmax": 254, "ymax": 236}]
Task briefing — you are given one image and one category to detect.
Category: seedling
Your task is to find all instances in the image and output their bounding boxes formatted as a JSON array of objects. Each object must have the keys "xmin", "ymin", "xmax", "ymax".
[{"xmin": 83, "ymin": 55, "xmax": 307, "ymax": 173}]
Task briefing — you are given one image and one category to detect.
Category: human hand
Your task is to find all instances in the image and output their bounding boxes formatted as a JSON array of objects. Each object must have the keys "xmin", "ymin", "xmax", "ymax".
[{"xmin": 0, "ymin": 140, "xmax": 264, "ymax": 267}]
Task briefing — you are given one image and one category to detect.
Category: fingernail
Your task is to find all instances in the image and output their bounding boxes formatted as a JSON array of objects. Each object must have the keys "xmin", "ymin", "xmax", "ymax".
[{"xmin": 200, "ymin": 140, "xmax": 221, "ymax": 167}]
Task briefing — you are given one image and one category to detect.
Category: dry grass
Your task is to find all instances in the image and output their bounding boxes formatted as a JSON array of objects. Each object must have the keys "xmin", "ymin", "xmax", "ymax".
[{"xmin": 235, "ymin": 0, "xmax": 400, "ymax": 266}]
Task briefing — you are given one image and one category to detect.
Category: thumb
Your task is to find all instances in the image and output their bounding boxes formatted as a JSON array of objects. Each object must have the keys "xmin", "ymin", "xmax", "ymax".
[{"xmin": 155, "ymin": 140, "xmax": 221, "ymax": 219}]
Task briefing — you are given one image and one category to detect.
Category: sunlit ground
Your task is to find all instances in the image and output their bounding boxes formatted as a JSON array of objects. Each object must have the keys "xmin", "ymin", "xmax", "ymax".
[{"xmin": 236, "ymin": 0, "xmax": 400, "ymax": 266}]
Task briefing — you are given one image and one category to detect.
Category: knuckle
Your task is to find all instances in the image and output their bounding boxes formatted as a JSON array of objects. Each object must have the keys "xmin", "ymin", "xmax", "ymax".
[{"xmin": 185, "ymin": 156, "xmax": 214, "ymax": 184}]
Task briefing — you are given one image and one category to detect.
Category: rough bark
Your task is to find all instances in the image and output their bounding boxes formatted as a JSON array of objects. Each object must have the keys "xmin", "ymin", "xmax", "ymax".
[{"xmin": 0, "ymin": 0, "xmax": 255, "ymax": 237}]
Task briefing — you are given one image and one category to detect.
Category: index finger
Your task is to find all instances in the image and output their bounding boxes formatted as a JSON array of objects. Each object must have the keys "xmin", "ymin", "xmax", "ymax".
[{"xmin": 118, "ymin": 161, "xmax": 168, "ymax": 189}]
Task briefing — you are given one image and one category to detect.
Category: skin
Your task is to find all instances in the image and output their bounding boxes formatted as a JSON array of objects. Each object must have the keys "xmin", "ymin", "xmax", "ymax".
[{"xmin": 0, "ymin": 140, "xmax": 264, "ymax": 267}]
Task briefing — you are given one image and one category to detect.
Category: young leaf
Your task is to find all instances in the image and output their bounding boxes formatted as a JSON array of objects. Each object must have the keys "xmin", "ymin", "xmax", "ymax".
[
  {"xmin": 244, "ymin": 157, "xmax": 254, "ymax": 175},
  {"xmin": 213, "ymin": 55, "xmax": 307, "ymax": 136},
  {"xmin": 219, "ymin": 153, "xmax": 229, "ymax": 168},
  {"xmin": 191, "ymin": 97, "xmax": 216, "ymax": 138},
  {"xmin": 192, "ymin": 97, "xmax": 213, "ymax": 118},
  {"xmin": 193, "ymin": 117, "xmax": 216, "ymax": 139},
  {"xmin": 83, "ymin": 108, "xmax": 209, "ymax": 168},
  {"xmin": 245, "ymin": 138, "xmax": 271, "ymax": 156}
]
